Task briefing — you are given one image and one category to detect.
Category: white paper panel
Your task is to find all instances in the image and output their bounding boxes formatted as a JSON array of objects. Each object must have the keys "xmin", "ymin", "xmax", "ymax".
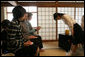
[{"xmin": 38, "ymin": 7, "xmax": 56, "ymax": 40}]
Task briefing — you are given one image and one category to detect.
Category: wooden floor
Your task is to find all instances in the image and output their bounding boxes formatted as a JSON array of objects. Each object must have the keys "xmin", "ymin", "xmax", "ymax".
[
  {"xmin": 43, "ymin": 42, "xmax": 59, "ymax": 49},
  {"xmin": 40, "ymin": 42, "xmax": 84, "ymax": 56},
  {"xmin": 40, "ymin": 42, "xmax": 66, "ymax": 56},
  {"xmin": 40, "ymin": 49, "xmax": 66, "ymax": 56}
]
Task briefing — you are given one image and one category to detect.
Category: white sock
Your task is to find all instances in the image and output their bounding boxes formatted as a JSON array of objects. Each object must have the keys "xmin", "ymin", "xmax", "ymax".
[
  {"xmin": 66, "ymin": 52, "xmax": 69, "ymax": 56},
  {"xmin": 69, "ymin": 50, "xmax": 72, "ymax": 54}
]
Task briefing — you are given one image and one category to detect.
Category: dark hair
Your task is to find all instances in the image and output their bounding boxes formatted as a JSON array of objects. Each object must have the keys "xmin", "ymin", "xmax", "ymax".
[
  {"xmin": 53, "ymin": 13, "xmax": 64, "ymax": 20},
  {"xmin": 12, "ymin": 5, "xmax": 26, "ymax": 21},
  {"xmin": 27, "ymin": 13, "xmax": 33, "ymax": 17},
  {"xmin": 1, "ymin": 20, "xmax": 10, "ymax": 28}
]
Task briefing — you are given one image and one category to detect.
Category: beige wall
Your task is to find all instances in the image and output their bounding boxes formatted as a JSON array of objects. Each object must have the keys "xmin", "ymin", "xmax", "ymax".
[{"xmin": 1, "ymin": 7, "xmax": 4, "ymax": 22}]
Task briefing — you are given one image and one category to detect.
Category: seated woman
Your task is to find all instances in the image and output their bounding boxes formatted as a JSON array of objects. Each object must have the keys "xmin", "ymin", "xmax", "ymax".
[
  {"xmin": 26, "ymin": 13, "xmax": 43, "ymax": 51},
  {"xmin": 20, "ymin": 13, "xmax": 44, "ymax": 52}
]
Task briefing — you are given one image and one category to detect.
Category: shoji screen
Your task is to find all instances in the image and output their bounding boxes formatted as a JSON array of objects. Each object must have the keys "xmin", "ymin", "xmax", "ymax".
[
  {"xmin": 38, "ymin": 7, "xmax": 56, "ymax": 41},
  {"xmin": 75, "ymin": 8, "xmax": 84, "ymax": 25}
]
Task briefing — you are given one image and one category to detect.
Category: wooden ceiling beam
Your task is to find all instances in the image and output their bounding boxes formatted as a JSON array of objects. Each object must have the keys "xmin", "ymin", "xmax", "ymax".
[
  {"xmin": 1, "ymin": 2, "xmax": 84, "ymax": 7},
  {"xmin": 57, "ymin": 2, "xmax": 84, "ymax": 7}
]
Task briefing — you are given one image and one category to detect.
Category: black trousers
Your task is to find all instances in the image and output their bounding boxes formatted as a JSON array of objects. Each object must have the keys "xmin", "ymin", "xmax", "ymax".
[
  {"xmin": 72, "ymin": 23, "xmax": 83, "ymax": 45},
  {"xmin": 15, "ymin": 44, "xmax": 37, "ymax": 56},
  {"xmin": 1, "ymin": 40, "xmax": 8, "ymax": 53},
  {"xmin": 30, "ymin": 35, "xmax": 43, "ymax": 49}
]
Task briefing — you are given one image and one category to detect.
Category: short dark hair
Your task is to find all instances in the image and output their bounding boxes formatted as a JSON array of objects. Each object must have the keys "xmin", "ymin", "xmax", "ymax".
[
  {"xmin": 12, "ymin": 5, "xmax": 26, "ymax": 21},
  {"xmin": 27, "ymin": 13, "xmax": 33, "ymax": 17},
  {"xmin": 53, "ymin": 13, "xmax": 64, "ymax": 20},
  {"xmin": 1, "ymin": 20, "xmax": 10, "ymax": 28}
]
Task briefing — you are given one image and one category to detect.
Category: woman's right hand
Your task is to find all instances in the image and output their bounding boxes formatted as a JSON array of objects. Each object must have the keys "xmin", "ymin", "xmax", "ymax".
[
  {"xmin": 36, "ymin": 26, "xmax": 41, "ymax": 31},
  {"xmin": 24, "ymin": 40, "xmax": 33, "ymax": 46},
  {"xmin": 28, "ymin": 35, "xmax": 37, "ymax": 39}
]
